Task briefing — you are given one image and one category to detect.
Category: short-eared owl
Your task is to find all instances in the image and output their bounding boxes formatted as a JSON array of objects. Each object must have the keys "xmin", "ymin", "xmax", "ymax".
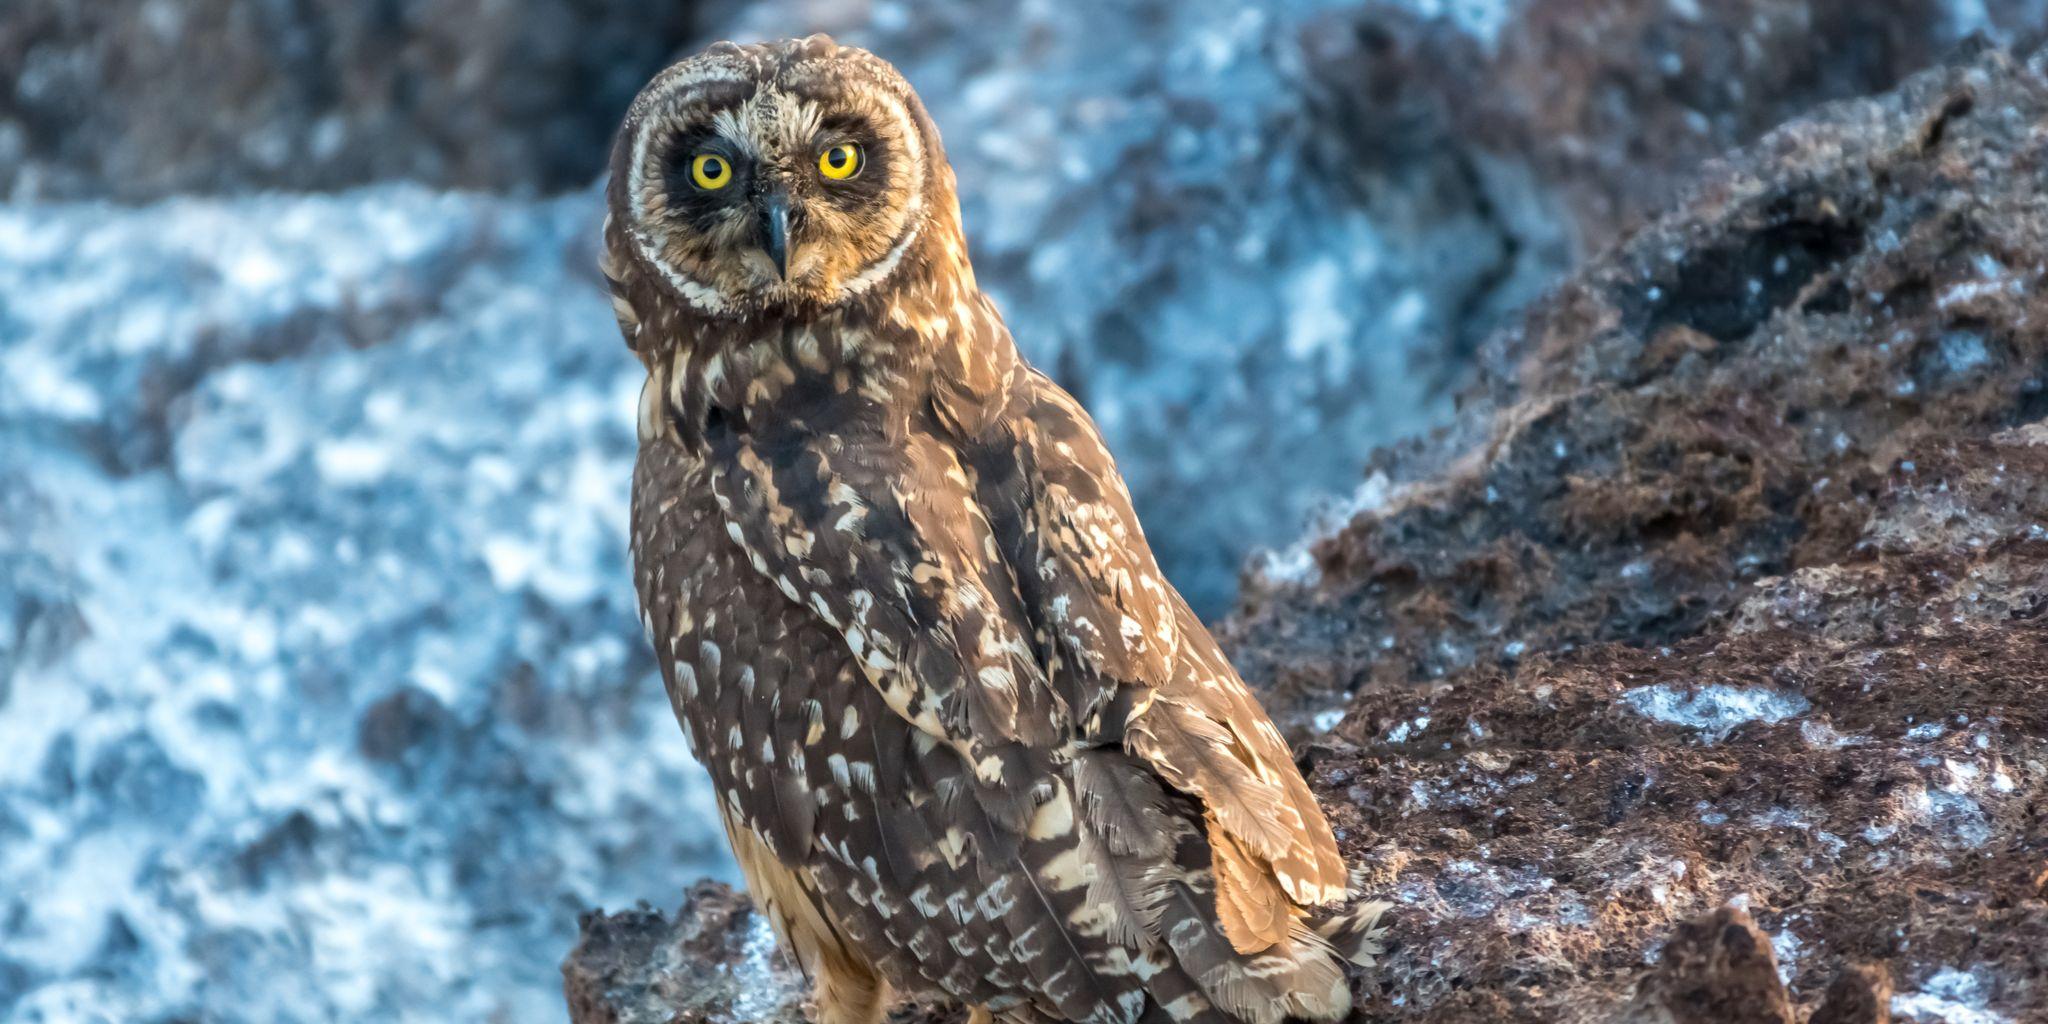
[{"xmin": 605, "ymin": 36, "xmax": 1383, "ymax": 1024}]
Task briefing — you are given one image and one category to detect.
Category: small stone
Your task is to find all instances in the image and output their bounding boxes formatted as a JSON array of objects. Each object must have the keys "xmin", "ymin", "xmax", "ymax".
[
  {"xmin": 1810, "ymin": 963, "xmax": 1893, "ymax": 1024},
  {"xmin": 1620, "ymin": 907, "xmax": 1795, "ymax": 1024}
]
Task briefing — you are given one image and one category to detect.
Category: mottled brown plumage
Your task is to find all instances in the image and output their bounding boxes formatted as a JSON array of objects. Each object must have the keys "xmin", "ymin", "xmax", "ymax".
[{"xmin": 606, "ymin": 36, "xmax": 1384, "ymax": 1024}]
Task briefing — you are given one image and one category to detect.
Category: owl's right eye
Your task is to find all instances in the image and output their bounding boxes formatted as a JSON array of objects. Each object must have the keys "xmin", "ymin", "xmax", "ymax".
[{"xmin": 690, "ymin": 154, "xmax": 733, "ymax": 190}]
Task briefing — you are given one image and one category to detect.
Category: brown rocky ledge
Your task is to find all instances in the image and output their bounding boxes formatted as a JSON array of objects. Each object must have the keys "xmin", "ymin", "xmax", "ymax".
[{"xmin": 564, "ymin": 45, "xmax": 2048, "ymax": 1024}]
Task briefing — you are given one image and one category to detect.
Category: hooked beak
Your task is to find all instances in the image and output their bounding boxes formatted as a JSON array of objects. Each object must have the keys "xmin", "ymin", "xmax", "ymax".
[{"xmin": 758, "ymin": 191, "xmax": 791, "ymax": 280}]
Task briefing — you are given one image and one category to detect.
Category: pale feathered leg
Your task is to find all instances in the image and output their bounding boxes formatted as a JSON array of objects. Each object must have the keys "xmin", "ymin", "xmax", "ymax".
[
  {"xmin": 811, "ymin": 965, "xmax": 890, "ymax": 1024},
  {"xmin": 722, "ymin": 812, "xmax": 890, "ymax": 1024}
]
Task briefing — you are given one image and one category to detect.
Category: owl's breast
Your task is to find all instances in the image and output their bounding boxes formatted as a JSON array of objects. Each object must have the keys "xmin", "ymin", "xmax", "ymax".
[{"xmin": 631, "ymin": 437, "xmax": 847, "ymax": 861}]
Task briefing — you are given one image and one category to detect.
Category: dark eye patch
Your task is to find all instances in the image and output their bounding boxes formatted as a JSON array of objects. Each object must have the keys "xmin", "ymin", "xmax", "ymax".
[
  {"xmin": 661, "ymin": 125, "xmax": 749, "ymax": 224},
  {"xmin": 813, "ymin": 114, "xmax": 893, "ymax": 210}
]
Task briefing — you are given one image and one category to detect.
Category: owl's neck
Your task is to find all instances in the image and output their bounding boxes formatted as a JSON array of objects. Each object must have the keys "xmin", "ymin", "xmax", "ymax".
[{"xmin": 644, "ymin": 219, "xmax": 1022, "ymax": 449}]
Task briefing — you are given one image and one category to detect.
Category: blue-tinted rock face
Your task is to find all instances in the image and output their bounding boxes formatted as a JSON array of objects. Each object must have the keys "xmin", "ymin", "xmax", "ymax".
[
  {"xmin": 0, "ymin": 1, "xmax": 2035, "ymax": 1021},
  {"xmin": 0, "ymin": 190, "xmax": 728, "ymax": 1023}
]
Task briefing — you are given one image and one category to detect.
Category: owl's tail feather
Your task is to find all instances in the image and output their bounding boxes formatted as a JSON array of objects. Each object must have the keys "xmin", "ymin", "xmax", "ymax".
[
  {"xmin": 1147, "ymin": 876, "xmax": 1350, "ymax": 1024},
  {"xmin": 1126, "ymin": 956, "xmax": 1232, "ymax": 1024},
  {"xmin": 1074, "ymin": 750, "xmax": 1351, "ymax": 1024},
  {"xmin": 1312, "ymin": 878, "xmax": 1394, "ymax": 967}
]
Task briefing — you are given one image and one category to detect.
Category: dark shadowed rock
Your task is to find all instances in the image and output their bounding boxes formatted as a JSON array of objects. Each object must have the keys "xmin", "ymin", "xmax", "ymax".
[
  {"xmin": 562, "ymin": 881, "xmax": 806, "ymax": 1024},
  {"xmin": 568, "ymin": 43, "xmax": 2048, "ymax": 1024},
  {"xmin": 0, "ymin": 0, "xmax": 706, "ymax": 199},
  {"xmin": 1809, "ymin": 963, "xmax": 1892, "ymax": 1024},
  {"xmin": 1226, "ymin": 43, "xmax": 2048, "ymax": 1024},
  {"xmin": 1618, "ymin": 907, "xmax": 1794, "ymax": 1024},
  {"xmin": 1227, "ymin": 40, "xmax": 2048, "ymax": 739},
  {"xmin": 561, "ymin": 881, "xmax": 968, "ymax": 1024},
  {"xmin": 1301, "ymin": 0, "xmax": 2048, "ymax": 255}
]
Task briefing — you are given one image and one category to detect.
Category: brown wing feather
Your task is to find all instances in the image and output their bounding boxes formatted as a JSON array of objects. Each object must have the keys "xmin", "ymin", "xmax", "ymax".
[
  {"xmin": 1208, "ymin": 818, "xmax": 1296, "ymax": 952},
  {"xmin": 1121, "ymin": 699, "xmax": 1298, "ymax": 866},
  {"xmin": 1013, "ymin": 368, "xmax": 1350, "ymax": 918},
  {"xmin": 718, "ymin": 810, "xmax": 889, "ymax": 1021},
  {"xmin": 1179, "ymin": 620, "xmax": 1348, "ymax": 905}
]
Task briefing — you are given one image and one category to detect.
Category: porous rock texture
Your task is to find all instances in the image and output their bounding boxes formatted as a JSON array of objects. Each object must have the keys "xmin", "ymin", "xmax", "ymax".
[{"xmin": 564, "ymin": 43, "xmax": 2048, "ymax": 1024}]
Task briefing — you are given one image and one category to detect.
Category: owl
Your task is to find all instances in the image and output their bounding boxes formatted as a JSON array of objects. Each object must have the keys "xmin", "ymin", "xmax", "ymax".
[{"xmin": 604, "ymin": 36, "xmax": 1384, "ymax": 1024}]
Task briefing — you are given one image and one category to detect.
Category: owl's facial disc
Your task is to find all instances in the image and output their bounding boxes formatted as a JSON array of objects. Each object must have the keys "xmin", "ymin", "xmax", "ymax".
[{"xmin": 620, "ymin": 44, "xmax": 930, "ymax": 317}]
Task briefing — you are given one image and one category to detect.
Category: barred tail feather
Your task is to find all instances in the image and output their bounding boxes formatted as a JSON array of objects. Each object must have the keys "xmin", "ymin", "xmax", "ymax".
[{"xmin": 1314, "ymin": 892, "xmax": 1394, "ymax": 968}]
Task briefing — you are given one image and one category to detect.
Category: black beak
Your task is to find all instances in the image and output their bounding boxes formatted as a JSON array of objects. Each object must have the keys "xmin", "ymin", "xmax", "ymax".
[{"xmin": 759, "ymin": 191, "xmax": 790, "ymax": 280}]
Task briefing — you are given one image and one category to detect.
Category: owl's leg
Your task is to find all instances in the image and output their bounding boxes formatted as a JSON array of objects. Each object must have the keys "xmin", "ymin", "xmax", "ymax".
[
  {"xmin": 966, "ymin": 1007, "xmax": 995, "ymax": 1024},
  {"xmin": 809, "ymin": 961, "xmax": 890, "ymax": 1024},
  {"xmin": 720, "ymin": 812, "xmax": 890, "ymax": 1024}
]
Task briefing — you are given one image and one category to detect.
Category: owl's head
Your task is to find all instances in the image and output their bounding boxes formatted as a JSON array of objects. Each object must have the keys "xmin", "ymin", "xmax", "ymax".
[{"xmin": 606, "ymin": 36, "xmax": 950, "ymax": 319}]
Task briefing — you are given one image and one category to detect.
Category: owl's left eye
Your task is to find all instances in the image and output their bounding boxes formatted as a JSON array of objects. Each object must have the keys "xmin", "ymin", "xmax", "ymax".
[
  {"xmin": 691, "ymin": 154, "xmax": 733, "ymax": 190},
  {"xmin": 817, "ymin": 142, "xmax": 863, "ymax": 180}
]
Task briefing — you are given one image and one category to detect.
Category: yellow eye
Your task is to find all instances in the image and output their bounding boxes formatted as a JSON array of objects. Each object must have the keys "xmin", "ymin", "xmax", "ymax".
[
  {"xmin": 817, "ymin": 142, "xmax": 862, "ymax": 180},
  {"xmin": 690, "ymin": 153, "xmax": 732, "ymax": 190}
]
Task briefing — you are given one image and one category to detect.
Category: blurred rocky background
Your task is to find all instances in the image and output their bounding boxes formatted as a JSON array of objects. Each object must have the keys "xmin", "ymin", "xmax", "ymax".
[{"xmin": 2, "ymin": 1, "xmax": 2045, "ymax": 1023}]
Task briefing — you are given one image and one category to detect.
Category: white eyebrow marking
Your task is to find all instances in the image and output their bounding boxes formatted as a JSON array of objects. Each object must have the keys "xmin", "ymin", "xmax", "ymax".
[
  {"xmin": 777, "ymin": 99, "xmax": 826, "ymax": 150},
  {"xmin": 710, "ymin": 106, "xmax": 766, "ymax": 158},
  {"xmin": 841, "ymin": 215, "xmax": 922, "ymax": 298}
]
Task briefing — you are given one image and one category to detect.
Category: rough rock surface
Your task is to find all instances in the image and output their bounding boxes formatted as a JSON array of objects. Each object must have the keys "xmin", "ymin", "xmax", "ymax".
[
  {"xmin": 563, "ymin": 44, "xmax": 2048, "ymax": 1024},
  {"xmin": 563, "ymin": 882, "xmax": 802, "ymax": 1024}
]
